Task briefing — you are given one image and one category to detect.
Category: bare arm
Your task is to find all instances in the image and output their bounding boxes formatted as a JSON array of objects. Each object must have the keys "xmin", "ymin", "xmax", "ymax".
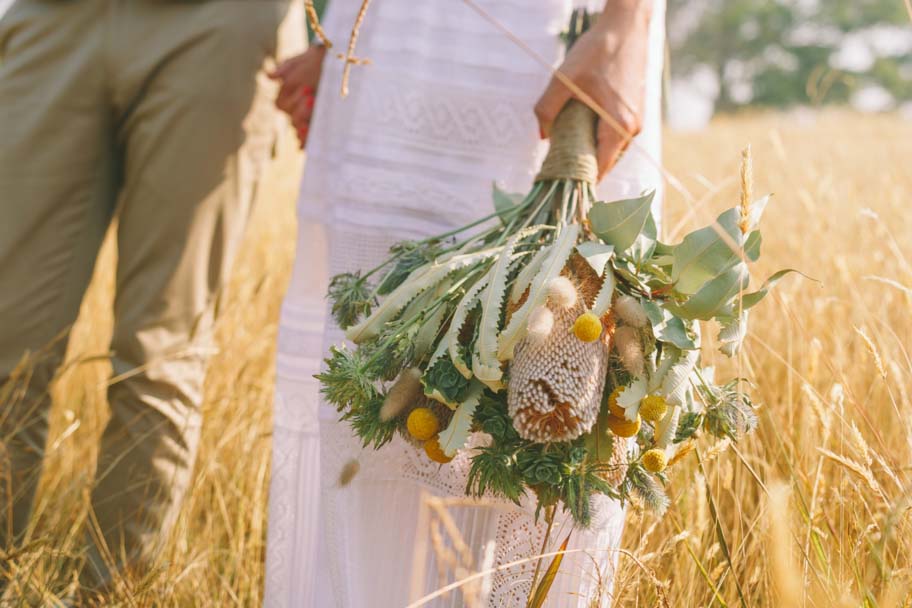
[{"xmin": 534, "ymin": 0, "xmax": 653, "ymax": 180}]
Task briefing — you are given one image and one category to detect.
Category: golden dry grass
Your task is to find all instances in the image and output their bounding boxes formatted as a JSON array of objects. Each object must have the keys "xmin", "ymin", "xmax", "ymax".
[
  {"xmin": 615, "ymin": 110, "xmax": 912, "ymax": 607},
  {"xmin": 3, "ymin": 111, "xmax": 911, "ymax": 606}
]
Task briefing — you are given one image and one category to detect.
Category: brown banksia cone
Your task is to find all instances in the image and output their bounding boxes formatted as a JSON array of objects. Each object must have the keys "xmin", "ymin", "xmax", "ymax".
[{"xmin": 507, "ymin": 256, "xmax": 610, "ymax": 442}]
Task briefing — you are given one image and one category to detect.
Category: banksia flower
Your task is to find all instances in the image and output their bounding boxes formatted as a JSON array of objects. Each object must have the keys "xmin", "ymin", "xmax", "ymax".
[
  {"xmin": 642, "ymin": 448, "xmax": 668, "ymax": 473},
  {"xmin": 639, "ymin": 395, "xmax": 668, "ymax": 423},
  {"xmin": 613, "ymin": 325, "xmax": 644, "ymax": 377},
  {"xmin": 407, "ymin": 407, "xmax": 439, "ymax": 441},
  {"xmin": 424, "ymin": 436, "xmax": 454, "ymax": 463},
  {"xmin": 547, "ymin": 276, "xmax": 577, "ymax": 309},
  {"xmin": 508, "ymin": 298, "xmax": 608, "ymax": 442},
  {"xmin": 614, "ymin": 295, "xmax": 648, "ymax": 328},
  {"xmin": 380, "ymin": 367, "xmax": 423, "ymax": 421},
  {"xmin": 527, "ymin": 305, "xmax": 555, "ymax": 343},
  {"xmin": 606, "ymin": 414, "xmax": 641, "ymax": 438},
  {"xmin": 572, "ymin": 311, "xmax": 602, "ymax": 342}
]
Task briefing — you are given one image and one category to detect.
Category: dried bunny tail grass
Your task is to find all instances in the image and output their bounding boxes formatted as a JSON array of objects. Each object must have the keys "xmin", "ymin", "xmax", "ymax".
[
  {"xmin": 613, "ymin": 325, "xmax": 644, "ymax": 377},
  {"xmin": 338, "ymin": 459, "xmax": 360, "ymax": 487},
  {"xmin": 339, "ymin": 0, "xmax": 374, "ymax": 98},
  {"xmin": 546, "ymin": 276, "xmax": 577, "ymax": 309},
  {"xmin": 380, "ymin": 367, "xmax": 423, "ymax": 421},
  {"xmin": 526, "ymin": 305, "xmax": 555, "ymax": 343},
  {"xmin": 614, "ymin": 295, "xmax": 648, "ymax": 328}
]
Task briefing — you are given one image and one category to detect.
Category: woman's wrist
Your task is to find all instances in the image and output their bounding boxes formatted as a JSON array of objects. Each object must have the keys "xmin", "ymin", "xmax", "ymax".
[{"xmin": 595, "ymin": 0, "xmax": 653, "ymax": 32}]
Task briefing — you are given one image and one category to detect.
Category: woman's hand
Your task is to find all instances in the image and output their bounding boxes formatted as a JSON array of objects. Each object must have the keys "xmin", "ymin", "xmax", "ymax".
[
  {"xmin": 535, "ymin": 1, "xmax": 653, "ymax": 181},
  {"xmin": 269, "ymin": 44, "xmax": 328, "ymax": 148}
]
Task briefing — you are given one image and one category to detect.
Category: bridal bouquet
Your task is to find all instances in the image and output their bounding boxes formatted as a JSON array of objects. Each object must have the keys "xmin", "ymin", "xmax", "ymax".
[{"xmin": 317, "ymin": 20, "xmax": 788, "ymax": 528}]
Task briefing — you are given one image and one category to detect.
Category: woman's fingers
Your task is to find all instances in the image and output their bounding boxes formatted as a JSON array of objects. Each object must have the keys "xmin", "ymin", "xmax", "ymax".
[
  {"xmin": 534, "ymin": 77, "xmax": 573, "ymax": 139},
  {"xmin": 292, "ymin": 92, "xmax": 315, "ymax": 126},
  {"xmin": 271, "ymin": 46, "xmax": 327, "ymax": 115},
  {"xmin": 595, "ymin": 106, "xmax": 641, "ymax": 180}
]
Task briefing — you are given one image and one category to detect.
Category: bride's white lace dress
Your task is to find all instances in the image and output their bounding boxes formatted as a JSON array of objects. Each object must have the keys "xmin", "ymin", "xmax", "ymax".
[{"xmin": 265, "ymin": 1, "xmax": 665, "ymax": 606}]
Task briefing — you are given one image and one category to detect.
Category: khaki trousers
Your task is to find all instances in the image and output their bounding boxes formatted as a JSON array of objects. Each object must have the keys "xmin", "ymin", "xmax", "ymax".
[{"xmin": 0, "ymin": 0, "xmax": 292, "ymax": 587}]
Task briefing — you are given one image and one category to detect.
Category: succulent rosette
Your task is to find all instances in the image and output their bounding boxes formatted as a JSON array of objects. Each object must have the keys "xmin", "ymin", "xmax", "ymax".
[{"xmin": 316, "ymin": 14, "xmax": 792, "ymax": 526}]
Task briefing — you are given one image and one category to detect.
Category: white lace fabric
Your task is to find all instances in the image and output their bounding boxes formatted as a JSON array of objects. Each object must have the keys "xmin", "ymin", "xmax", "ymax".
[{"xmin": 266, "ymin": 1, "xmax": 665, "ymax": 606}]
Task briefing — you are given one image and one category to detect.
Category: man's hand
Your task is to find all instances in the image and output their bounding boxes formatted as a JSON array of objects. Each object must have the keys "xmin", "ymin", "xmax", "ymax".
[
  {"xmin": 534, "ymin": 2, "xmax": 653, "ymax": 181},
  {"xmin": 269, "ymin": 45, "xmax": 327, "ymax": 148}
]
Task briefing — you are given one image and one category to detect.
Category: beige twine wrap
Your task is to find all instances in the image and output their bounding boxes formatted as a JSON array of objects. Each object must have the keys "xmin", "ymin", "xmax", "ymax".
[{"xmin": 535, "ymin": 100, "xmax": 598, "ymax": 184}]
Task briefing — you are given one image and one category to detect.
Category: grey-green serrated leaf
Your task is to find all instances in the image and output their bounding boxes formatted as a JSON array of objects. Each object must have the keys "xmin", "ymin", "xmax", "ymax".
[
  {"xmin": 438, "ymin": 383, "xmax": 484, "ymax": 457},
  {"xmin": 474, "ymin": 227, "xmax": 545, "ymax": 391},
  {"xmin": 718, "ymin": 312, "xmax": 748, "ymax": 357},
  {"xmin": 498, "ymin": 224, "xmax": 580, "ymax": 361},
  {"xmin": 661, "ymin": 347, "xmax": 699, "ymax": 406},
  {"xmin": 575, "ymin": 241, "xmax": 614, "ymax": 277},
  {"xmin": 346, "ymin": 248, "xmax": 501, "ymax": 343}
]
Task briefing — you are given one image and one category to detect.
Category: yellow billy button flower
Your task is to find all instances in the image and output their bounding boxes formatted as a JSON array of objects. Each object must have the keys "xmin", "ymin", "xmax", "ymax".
[
  {"xmin": 642, "ymin": 448, "xmax": 668, "ymax": 473},
  {"xmin": 607, "ymin": 387, "xmax": 625, "ymax": 418},
  {"xmin": 572, "ymin": 311, "xmax": 602, "ymax": 343},
  {"xmin": 406, "ymin": 407, "xmax": 439, "ymax": 441},
  {"xmin": 639, "ymin": 395, "xmax": 668, "ymax": 423},
  {"xmin": 424, "ymin": 436, "xmax": 454, "ymax": 464},
  {"xmin": 606, "ymin": 414, "xmax": 641, "ymax": 438}
]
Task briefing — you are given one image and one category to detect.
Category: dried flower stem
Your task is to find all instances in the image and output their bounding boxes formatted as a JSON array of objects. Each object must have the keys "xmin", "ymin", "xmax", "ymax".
[
  {"xmin": 739, "ymin": 145, "xmax": 753, "ymax": 235},
  {"xmin": 304, "ymin": 0, "xmax": 333, "ymax": 48},
  {"xmin": 854, "ymin": 326, "xmax": 887, "ymax": 380},
  {"xmin": 340, "ymin": 0, "xmax": 373, "ymax": 97}
]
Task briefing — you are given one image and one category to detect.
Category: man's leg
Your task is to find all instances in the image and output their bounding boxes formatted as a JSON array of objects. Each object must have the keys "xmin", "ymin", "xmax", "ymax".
[
  {"xmin": 81, "ymin": 1, "xmax": 290, "ymax": 587},
  {"xmin": 0, "ymin": 0, "xmax": 115, "ymax": 554}
]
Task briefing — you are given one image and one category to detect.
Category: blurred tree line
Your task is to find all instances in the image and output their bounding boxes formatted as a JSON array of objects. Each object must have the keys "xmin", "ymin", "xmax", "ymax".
[{"xmin": 667, "ymin": 0, "xmax": 912, "ymax": 112}]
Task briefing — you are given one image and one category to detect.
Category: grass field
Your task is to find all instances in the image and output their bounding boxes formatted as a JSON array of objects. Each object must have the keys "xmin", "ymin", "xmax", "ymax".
[{"xmin": 4, "ymin": 111, "xmax": 911, "ymax": 606}]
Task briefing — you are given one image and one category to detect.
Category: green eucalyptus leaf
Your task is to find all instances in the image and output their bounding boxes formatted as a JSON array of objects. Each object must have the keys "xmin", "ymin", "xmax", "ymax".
[
  {"xmin": 588, "ymin": 190, "xmax": 656, "ymax": 252},
  {"xmin": 668, "ymin": 263, "xmax": 750, "ymax": 321},
  {"xmin": 744, "ymin": 230, "xmax": 762, "ymax": 262},
  {"xmin": 629, "ymin": 213, "xmax": 658, "ymax": 266},
  {"xmin": 492, "ymin": 184, "xmax": 524, "ymax": 225},
  {"xmin": 746, "ymin": 194, "xmax": 770, "ymax": 231},
  {"xmin": 740, "ymin": 268, "xmax": 804, "ymax": 310},
  {"xmin": 642, "ymin": 301, "xmax": 698, "ymax": 350},
  {"xmin": 575, "ymin": 241, "xmax": 614, "ymax": 277},
  {"xmin": 653, "ymin": 240, "xmax": 675, "ymax": 258},
  {"xmin": 671, "ymin": 207, "xmax": 744, "ymax": 295},
  {"xmin": 612, "ymin": 258, "xmax": 652, "ymax": 294}
]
